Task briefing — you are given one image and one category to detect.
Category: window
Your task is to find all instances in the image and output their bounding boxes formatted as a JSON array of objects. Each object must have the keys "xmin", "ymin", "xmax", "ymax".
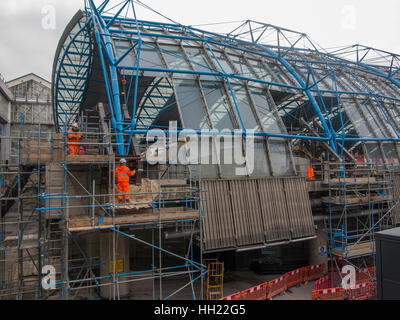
[{"xmin": 202, "ymin": 81, "xmax": 236, "ymax": 130}]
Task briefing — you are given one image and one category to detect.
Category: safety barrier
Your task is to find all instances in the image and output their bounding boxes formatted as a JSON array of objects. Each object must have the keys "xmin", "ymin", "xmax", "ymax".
[
  {"xmin": 241, "ymin": 283, "xmax": 269, "ymax": 300},
  {"xmin": 312, "ymin": 288, "xmax": 346, "ymax": 300},
  {"xmin": 220, "ymin": 292, "xmax": 242, "ymax": 301},
  {"xmin": 303, "ymin": 264, "xmax": 325, "ymax": 282},
  {"xmin": 220, "ymin": 263, "xmax": 327, "ymax": 301},
  {"xmin": 328, "ymin": 257, "xmax": 343, "ymax": 272},
  {"xmin": 267, "ymin": 276, "xmax": 286, "ymax": 299},
  {"xmin": 284, "ymin": 268, "xmax": 304, "ymax": 288},
  {"xmin": 347, "ymin": 283, "xmax": 374, "ymax": 300}
]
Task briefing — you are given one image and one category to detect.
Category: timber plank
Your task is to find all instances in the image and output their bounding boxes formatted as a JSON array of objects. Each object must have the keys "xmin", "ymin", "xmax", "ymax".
[{"xmin": 68, "ymin": 208, "xmax": 199, "ymax": 231}]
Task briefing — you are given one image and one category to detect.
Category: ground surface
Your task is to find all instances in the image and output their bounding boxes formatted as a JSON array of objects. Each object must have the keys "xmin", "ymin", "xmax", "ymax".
[
  {"xmin": 119, "ymin": 270, "xmax": 314, "ymax": 300},
  {"xmin": 223, "ymin": 270, "xmax": 314, "ymax": 301}
]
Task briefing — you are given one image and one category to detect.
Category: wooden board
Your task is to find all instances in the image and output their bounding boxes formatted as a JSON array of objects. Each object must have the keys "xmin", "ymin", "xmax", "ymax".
[
  {"xmin": 65, "ymin": 155, "xmax": 112, "ymax": 162},
  {"xmin": 284, "ymin": 177, "xmax": 316, "ymax": 239},
  {"xmin": 322, "ymin": 177, "xmax": 377, "ymax": 185},
  {"xmin": 392, "ymin": 174, "xmax": 400, "ymax": 224},
  {"xmin": 321, "ymin": 195, "xmax": 392, "ymax": 205},
  {"xmin": 67, "ymin": 207, "xmax": 199, "ymax": 232},
  {"xmin": 332, "ymin": 241, "xmax": 375, "ymax": 258},
  {"xmin": 111, "ymin": 179, "xmax": 160, "ymax": 211}
]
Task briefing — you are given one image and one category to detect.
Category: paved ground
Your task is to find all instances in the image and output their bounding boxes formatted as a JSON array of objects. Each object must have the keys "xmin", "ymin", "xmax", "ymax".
[
  {"xmin": 273, "ymin": 281, "xmax": 315, "ymax": 300},
  {"xmin": 122, "ymin": 270, "xmax": 315, "ymax": 300},
  {"xmin": 223, "ymin": 270, "xmax": 314, "ymax": 301}
]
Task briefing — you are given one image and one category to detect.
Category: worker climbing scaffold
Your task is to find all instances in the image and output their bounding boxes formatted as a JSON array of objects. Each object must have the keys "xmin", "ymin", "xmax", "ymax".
[{"xmin": 115, "ymin": 158, "xmax": 136, "ymax": 203}]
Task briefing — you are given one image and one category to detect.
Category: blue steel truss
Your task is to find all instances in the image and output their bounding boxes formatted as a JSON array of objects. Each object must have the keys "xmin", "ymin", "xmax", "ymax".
[
  {"xmin": 53, "ymin": 11, "xmax": 93, "ymax": 131},
  {"xmin": 52, "ymin": 0, "xmax": 400, "ymax": 158}
]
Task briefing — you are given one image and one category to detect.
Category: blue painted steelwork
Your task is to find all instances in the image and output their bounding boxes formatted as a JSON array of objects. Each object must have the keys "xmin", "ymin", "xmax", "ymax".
[
  {"xmin": 52, "ymin": 0, "xmax": 400, "ymax": 162},
  {"xmin": 53, "ymin": 11, "xmax": 93, "ymax": 131}
]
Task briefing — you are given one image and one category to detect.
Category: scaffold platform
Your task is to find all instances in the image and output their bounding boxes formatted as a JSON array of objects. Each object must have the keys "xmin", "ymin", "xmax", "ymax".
[{"xmin": 67, "ymin": 207, "xmax": 200, "ymax": 232}]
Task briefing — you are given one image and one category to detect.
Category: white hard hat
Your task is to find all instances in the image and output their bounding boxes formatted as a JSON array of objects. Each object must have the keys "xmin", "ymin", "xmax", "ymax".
[
  {"xmin": 72, "ymin": 123, "xmax": 79, "ymax": 129},
  {"xmin": 120, "ymin": 158, "xmax": 127, "ymax": 164}
]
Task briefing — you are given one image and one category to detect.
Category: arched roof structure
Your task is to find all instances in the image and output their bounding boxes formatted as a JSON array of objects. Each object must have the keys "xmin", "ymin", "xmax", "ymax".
[{"xmin": 52, "ymin": 1, "xmax": 400, "ymax": 178}]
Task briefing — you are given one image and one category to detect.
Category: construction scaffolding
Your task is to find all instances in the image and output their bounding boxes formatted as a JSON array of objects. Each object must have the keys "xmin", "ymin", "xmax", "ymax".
[
  {"xmin": 0, "ymin": 114, "xmax": 207, "ymax": 300},
  {"xmin": 320, "ymin": 161, "xmax": 399, "ymax": 288}
]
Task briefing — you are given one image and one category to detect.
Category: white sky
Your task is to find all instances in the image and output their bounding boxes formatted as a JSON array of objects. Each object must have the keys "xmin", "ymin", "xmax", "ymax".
[{"xmin": 0, "ymin": 0, "xmax": 399, "ymax": 82}]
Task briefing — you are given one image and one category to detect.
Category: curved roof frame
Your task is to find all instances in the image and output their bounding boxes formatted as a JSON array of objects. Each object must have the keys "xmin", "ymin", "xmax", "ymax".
[
  {"xmin": 86, "ymin": 0, "xmax": 128, "ymax": 155},
  {"xmin": 329, "ymin": 44, "xmax": 400, "ymax": 85},
  {"xmin": 227, "ymin": 20, "xmax": 400, "ymax": 89},
  {"xmin": 86, "ymin": 2, "xmax": 336, "ymax": 154},
  {"xmin": 54, "ymin": 1, "xmax": 400, "ymax": 159},
  {"xmin": 52, "ymin": 10, "xmax": 93, "ymax": 131}
]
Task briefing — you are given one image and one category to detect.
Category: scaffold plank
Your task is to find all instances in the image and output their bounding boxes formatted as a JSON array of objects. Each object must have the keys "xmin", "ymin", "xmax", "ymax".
[
  {"xmin": 332, "ymin": 241, "xmax": 375, "ymax": 258},
  {"xmin": 67, "ymin": 207, "xmax": 199, "ymax": 231},
  {"xmin": 65, "ymin": 155, "xmax": 112, "ymax": 162}
]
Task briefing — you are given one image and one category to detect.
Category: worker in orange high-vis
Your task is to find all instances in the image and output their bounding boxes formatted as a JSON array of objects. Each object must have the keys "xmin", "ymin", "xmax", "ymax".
[
  {"xmin": 308, "ymin": 164, "xmax": 315, "ymax": 180},
  {"xmin": 115, "ymin": 158, "xmax": 136, "ymax": 203},
  {"xmin": 68, "ymin": 123, "xmax": 83, "ymax": 155}
]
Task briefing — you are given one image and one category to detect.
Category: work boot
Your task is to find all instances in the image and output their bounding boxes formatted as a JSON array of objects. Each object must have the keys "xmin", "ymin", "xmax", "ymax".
[
  {"xmin": 118, "ymin": 199, "xmax": 123, "ymax": 204},
  {"xmin": 125, "ymin": 198, "xmax": 130, "ymax": 204}
]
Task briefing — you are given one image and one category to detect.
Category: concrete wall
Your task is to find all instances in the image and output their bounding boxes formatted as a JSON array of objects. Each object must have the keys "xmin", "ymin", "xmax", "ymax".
[
  {"xmin": 0, "ymin": 80, "xmax": 11, "ymax": 162},
  {"xmin": 99, "ymin": 231, "xmax": 130, "ymax": 299},
  {"xmin": 307, "ymin": 221, "xmax": 328, "ymax": 271},
  {"xmin": 0, "ymin": 90, "xmax": 11, "ymax": 123},
  {"xmin": 6, "ymin": 76, "xmax": 54, "ymax": 164}
]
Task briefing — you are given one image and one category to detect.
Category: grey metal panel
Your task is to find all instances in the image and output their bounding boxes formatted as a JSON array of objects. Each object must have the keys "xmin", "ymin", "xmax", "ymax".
[
  {"xmin": 201, "ymin": 177, "xmax": 315, "ymax": 252},
  {"xmin": 392, "ymin": 174, "xmax": 400, "ymax": 224},
  {"xmin": 283, "ymin": 177, "xmax": 315, "ymax": 239},
  {"xmin": 229, "ymin": 180, "xmax": 264, "ymax": 247},
  {"xmin": 246, "ymin": 179, "xmax": 265, "ymax": 244},
  {"xmin": 258, "ymin": 178, "xmax": 291, "ymax": 242},
  {"xmin": 201, "ymin": 180, "xmax": 236, "ymax": 251}
]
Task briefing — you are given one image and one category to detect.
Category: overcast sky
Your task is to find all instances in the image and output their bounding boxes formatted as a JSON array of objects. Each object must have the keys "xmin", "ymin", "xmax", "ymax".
[{"xmin": 0, "ymin": 0, "xmax": 399, "ymax": 82}]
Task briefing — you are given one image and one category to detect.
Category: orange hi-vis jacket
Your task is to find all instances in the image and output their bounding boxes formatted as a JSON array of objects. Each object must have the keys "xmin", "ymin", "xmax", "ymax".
[
  {"xmin": 68, "ymin": 129, "xmax": 83, "ymax": 155},
  {"xmin": 115, "ymin": 165, "xmax": 135, "ymax": 183},
  {"xmin": 68, "ymin": 129, "xmax": 83, "ymax": 145}
]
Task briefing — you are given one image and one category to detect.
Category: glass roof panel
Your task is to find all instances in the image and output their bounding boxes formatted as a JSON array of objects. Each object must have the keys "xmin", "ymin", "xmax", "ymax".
[
  {"xmin": 174, "ymin": 79, "xmax": 210, "ymax": 130},
  {"xmin": 202, "ymin": 81, "xmax": 235, "ymax": 130},
  {"xmin": 250, "ymin": 89, "xmax": 281, "ymax": 134},
  {"xmin": 158, "ymin": 44, "xmax": 194, "ymax": 79}
]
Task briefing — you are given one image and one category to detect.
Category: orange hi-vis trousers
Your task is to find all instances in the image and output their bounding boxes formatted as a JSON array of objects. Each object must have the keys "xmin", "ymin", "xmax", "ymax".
[
  {"xmin": 115, "ymin": 165, "xmax": 135, "ymax": 200},
  {"xmin": 69, "ymin": 145, "xmax": 79, "ymax": 156},
  {"xmin": 118, "ymin": 182, "xmax": 130, "ymax": 200}
]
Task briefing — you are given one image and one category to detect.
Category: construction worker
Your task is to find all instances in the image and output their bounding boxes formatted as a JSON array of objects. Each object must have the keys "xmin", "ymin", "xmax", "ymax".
[
  {"xmin": 68, "ymin": 123, "xmax": 83, "ymax": 155},
  {"xmin": 308, "ymin": 163, "xmax": 315, "ymax": 180},
  {"xmin": 115, "ymin": 159, "xmax": 136, "ymax": 203}
]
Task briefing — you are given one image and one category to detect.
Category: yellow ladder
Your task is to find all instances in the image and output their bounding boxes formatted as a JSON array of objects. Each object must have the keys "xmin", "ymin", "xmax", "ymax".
[{"xmin": 204, "ymin": 259, "xmax": 224, "ymax": 300}]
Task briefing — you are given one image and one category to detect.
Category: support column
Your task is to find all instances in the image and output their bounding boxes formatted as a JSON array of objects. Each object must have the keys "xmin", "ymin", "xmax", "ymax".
[
  {"xmin": 308, "ymin": 222, "xmax": 328, "ymax": 271},
  {"xmin": 100, "ymin": 231, "xmax": 130, "ymax": 299}
]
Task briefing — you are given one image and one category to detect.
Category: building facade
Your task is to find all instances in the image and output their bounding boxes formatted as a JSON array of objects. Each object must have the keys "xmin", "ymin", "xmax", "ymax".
[
  {"xmin": 6, "ymin": 74, "xmax": 54, "ymax": 163},
  {"xmin": 0, "ymin": 75, "xmax": 12, "ymax": 164}
]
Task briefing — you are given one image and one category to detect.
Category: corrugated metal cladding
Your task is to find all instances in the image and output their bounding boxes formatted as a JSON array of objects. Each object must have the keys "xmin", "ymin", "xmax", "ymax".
[
  {"xmin": 392, "ymin": 174, "xmax": 400, "ymax": 224},
  {"xmin": 201, "ymin": 177, "xmax": 315, "ymax": 252}
]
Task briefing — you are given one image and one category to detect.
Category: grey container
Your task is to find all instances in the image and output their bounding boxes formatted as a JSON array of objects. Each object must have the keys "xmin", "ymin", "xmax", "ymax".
[{"xmin": 376, "ymin": 227, "xmax": 400, "ymax": 300}]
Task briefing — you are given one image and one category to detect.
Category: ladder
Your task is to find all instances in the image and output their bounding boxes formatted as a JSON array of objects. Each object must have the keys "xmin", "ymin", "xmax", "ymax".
[{"xmin": 205, "ymin": 259, "xmax": 224, "ymax": 300}]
